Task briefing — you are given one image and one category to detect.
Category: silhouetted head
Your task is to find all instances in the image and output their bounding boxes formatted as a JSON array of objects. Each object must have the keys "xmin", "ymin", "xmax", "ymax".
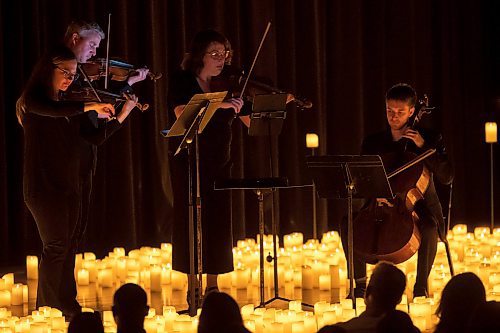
[
  {"xmin": 365, "ymin": 262, "xmax": 406, "ymax": 312},
  {"xmin": 436, "ymin": 272, "xmax": 486, "ymax": 333},
  {"xmin": 68, "ymin": 311, "xmax": 104, "ymax": 333},
  {"xmin": 112, "ymin": 283, "xmax": 149, "ymax": 330},
  {"xmin": 466, "ymin": 301, "xmax": 500, "ymax": 333},
  {"xmin": 198, "ymin": 292, "xmax": 247, "ymax": 333}
]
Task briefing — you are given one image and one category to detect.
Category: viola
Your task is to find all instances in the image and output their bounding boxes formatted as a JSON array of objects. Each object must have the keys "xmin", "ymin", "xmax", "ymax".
[
  {"xmin": 352, "ymin": 96, "xmax": 435, "ymax": 264},
  {"xmin": 80, "ymin": 58, "xmax": 162, "ymax": 82},
  {"xmin": 211, "ymin": 65, "xmax": 313, "ymax": 109}
]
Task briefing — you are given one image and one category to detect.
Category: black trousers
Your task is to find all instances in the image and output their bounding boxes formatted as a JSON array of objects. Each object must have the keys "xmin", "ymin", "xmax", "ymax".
[
  {"xmin": 340, "ymin": 200, "xmax": 440, "ymax": 294},
  {"xmin": 25, "ymin": 174, "xmax": 92, "ymax": 314}
]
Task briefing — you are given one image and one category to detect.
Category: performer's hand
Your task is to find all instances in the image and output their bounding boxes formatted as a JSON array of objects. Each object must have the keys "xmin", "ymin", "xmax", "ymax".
[
  {"xmin": 402, "ymin": 129, "xmax": 425, "ymax": 148},
  {"xmin": 84, "ymin": 102, "xmax": 115, "ymax": 119},
  {"xmin": 376, "ymin": 198, "xmax": 394, "ymax": 207},
  {"xmin": 117, "ymin": 94, "xmax": 139, "ymax": 123},
  {"xmin": 220, "ymin": 97, "xmax": 244, "ymax": 114},
  {"xmin": 127, "ymin": 68, "xmax": 150, "ymax": 86}
]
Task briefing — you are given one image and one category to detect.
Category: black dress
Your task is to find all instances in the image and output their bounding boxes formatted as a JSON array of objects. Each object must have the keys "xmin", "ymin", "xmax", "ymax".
[
  {"xmin": 21, "ymin": 90, "xmax": 121, "ymax": 314},
  {"xmin": 168, "ymin": 70, "xmax": 235, "ymax": 274}
]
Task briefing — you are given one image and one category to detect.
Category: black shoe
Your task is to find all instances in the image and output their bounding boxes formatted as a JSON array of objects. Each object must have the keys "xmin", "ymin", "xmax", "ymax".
[
  {"xmin": 413, "ymin": 287, "xmax": 428, "ymax": 298},
  {"xmin": 186, "ymin": 287, "xmax": 201, "ymax": 308}
]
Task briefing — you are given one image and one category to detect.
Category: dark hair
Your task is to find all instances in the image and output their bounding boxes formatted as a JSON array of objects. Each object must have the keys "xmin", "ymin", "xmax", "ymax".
[
  {"xmin": 16, "ymin": 45, "xmax": 76, "ymax": 125},
  {"xmin": 466, "ymin": 301, "xmax": 500, "ymax": 333},
  {"xmin": 366, "ymin": 262, "xmax": 406, "ymax": 311},
  {"xmin": 182, "ymin": 29, "xmax": 230, "ymax": 74},
  {"xmin": 377, "ymin": 310, "xmax": 419, "ymax": 333},
  {"xmin": 198, "ymin": 292, "xmax": 245, "ymax": 333},
  {"xmin": 436, "ymin": 272, "xmax": 486, "ymax": 333},
  {"xmin": 68, "ymin": 311, "xmax": 104, "ymax": 333},
  {"xmin": 112, "ymin": 283, "xmax": 148, "ymax": 329},
  {"xmin": 386, "ymin": 83, "xmax": 417, "ymax": 107}
]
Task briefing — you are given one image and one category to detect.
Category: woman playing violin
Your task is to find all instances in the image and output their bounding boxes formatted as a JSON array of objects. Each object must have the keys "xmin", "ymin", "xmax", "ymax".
[
  {"xmin": 340, "ymin": 83, "xmax": 453, "ymax": 299},
  {"xmin": 16, "ymin": 45, "xmax": 137, "ymax": 318},
  {"xmin": 168, "ymin": 30, "xmax": 248, "ymax": 303}
]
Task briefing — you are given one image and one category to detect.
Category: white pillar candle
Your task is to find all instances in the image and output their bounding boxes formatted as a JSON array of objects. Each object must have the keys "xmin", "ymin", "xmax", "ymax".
[
  {"xmin": 26, "ymin": 256, "xmax": 38, "ymax": 280},
  {"xmin": 0, "ymin": 291, "xmax": 10, "ymax": 307},
  {"xmin": 150, "ymin": 265, "xmax": 162, "ymax": 292},
  {"xmin": 83, "ymin": 260, "xmax": 97, "ymax": 283},
  {"xmin": 116, "ymin": 258, "xmax": 127, "ymax": 282},
  {"xmin": 160, "ymin": 264, "xmax": 172, "ymax": 285},
  {"xmin": 485, "ymin": 122, "xmax": 498, "ymax": 143},
  {"xmin": 319, "ymin": 275, "xmax": 331, "ymax": 291},
  {"xmin": 302, "ymin": 266, "xmax": 313, "ymax": 290},
  {"xmin": 77, "ymin": 269, "xmax": 90, "ymax": 286},
  {"xmin": 98, "ymin": 268, "xmax": 113, "ymax": 288},
  {"xmin": 1, "ymin": 275, "xmax": 13, "ymax": 290},
  {"xmin": 170, "ymin": 271, "xmax": 187, "ymax": 291},
  {"xmin": 241, "ymin": 304, "xmax": 254, "ymax": 320},
  {"xmin": 10, "ymin": 284, "xmax": 23, "ymax": 305}
]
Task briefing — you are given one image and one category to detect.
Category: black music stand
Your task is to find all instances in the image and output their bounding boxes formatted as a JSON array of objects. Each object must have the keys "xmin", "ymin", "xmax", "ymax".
[
  {"xmin": 306, "ymin": 155, "xmax": 393, "ymax": 308},
  {"xmin": 161, "ymin": 91, "xmax": 227, "ymax": 316}
]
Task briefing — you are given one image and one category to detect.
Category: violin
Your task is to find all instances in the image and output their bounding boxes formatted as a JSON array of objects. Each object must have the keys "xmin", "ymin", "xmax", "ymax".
[
  {"xmin": 352, "ymin": 96, "xmax": 436, "ymax": 264},
  {"xmin": 211, "ymin": 65, "xmax": 313, "ymax": 109},
  {"xmin": 63, "ymin": 86, "xmax": 149, "ymax": 112},
  {"xmin": 80, "ymin": 58, "xmax": 162, "ymax": 82}
]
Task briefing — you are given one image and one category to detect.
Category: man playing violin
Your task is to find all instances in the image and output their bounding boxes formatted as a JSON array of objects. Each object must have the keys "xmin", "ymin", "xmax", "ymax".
[
  {"xmin": 341, "ymin": 83, "xmax": 453, "ymax": 299},
  {"xmin": 63, "ymin": 20, "xmax": 149, "ymax": 86}
]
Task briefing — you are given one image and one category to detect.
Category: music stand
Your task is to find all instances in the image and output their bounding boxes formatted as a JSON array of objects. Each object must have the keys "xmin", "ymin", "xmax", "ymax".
[
  {"xmin": 306, "ymin": 155, "xmax": 393, "ymax": 308},
  {"xmin": 162, "ymin": 91, "xmax": 227, "ymax": 316}
]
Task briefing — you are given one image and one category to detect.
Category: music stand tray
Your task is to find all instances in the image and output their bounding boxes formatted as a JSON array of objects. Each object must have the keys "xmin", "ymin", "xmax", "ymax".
[{"xmin": 249, "ymin": 93, "xmax": 288, "ymax": 136}]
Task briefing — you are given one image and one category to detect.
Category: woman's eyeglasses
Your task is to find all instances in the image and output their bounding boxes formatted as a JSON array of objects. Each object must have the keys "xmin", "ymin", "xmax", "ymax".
[
  {"xmin": 55, "ymin": 66, "xmax": 80, "ymax": 81},
  {"xmin": 206, "ymin": 50, "xmax": 230, "ymax": 60}
]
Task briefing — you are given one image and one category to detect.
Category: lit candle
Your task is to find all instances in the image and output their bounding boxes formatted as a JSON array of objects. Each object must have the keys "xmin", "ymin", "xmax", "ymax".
[
  {"xmin": 77, "ymin": 269, "xmax": 90, "ymax": 286},
  {"xmin": 26, "ymin": 256, "xmax": 38, "ymax": 280},
  {"xmin": 485, "ymin": 122, "xmax": 498, "ymax": 143},
  {"xmin": 11, "ymin": 284, "xmax": 23, "ymax": 305},
  {"xmin": 302, "ymin": 266, "xmax": 313, "ymax": 290},
  {"xmin": 116, "ymin": 258, "xmax": 127, "ymax": 282},
  {"xmin": 0, "ymin": 291, "xmax": 10, "ymax": 307},
  {"xmin": 98, "ymin": 268, "xmax": 113, "ymax": 288},
  {"xmin": 150, "ymin": 265, "xmax": 162, "ymax": 292},
  {"xmin": 1, "ymin": 274, "xmax": 13, "ymax": 290},
  {"xmin": 319, "ymin": 274, "xmax": 331, "ymax": 291},
  {"xmin": 170, "ymin": 271, "xmax": 187, "ymax": 291},
  {"xmin": 330, "ymin": 264, "xmax": 340, "ymax": 289},
  {"xmin": 306, "ymin": 133, "xmax": 319, "ymax": 148},
  {"xmin": 161, "ymin": 264, "xmax": 172, "ymax": 285}
]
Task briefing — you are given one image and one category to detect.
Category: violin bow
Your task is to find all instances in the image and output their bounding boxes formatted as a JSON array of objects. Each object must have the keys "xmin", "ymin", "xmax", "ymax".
[
  {"xmin": 238, "ymin": 21, "xmax": 272, "ymax": 99},
  {"xmin": 104, "ymin": 13, "xmax": 111, "ymax": 90}
]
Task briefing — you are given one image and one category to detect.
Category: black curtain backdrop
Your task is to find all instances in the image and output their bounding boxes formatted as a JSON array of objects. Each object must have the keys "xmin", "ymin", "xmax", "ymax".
[{"xmin": 1, "ymin": 0, "xmax": 498, "ymax": 266}]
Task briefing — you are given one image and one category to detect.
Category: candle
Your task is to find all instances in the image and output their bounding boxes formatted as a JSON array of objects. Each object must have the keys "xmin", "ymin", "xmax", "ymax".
[
  {"xmin": 98, "ymin": 268, "xmax": 113, "ymax": 288},
  {"xmin": 1, "ymin": 275, "xmax": 13, "ymax": 290},
  {"xmin": 330, "ymin": 265, "xmax": 340, "ymax": 289},
  {"xmin": 116, "ymin": 258, "xmax": 127, "ymax": 282},
  {"xmin": 150, "ymin": 265, "xmax": 162, "ymax": 292},
  {"xmin": 161, "ymin": 264, "xmax": 172, "ymax": 285},
  {"xmin": 302, "ymin": 266, "xmax": 313, "ymax": 290},
  {"xmin": 77, "ymin": 269, "xmax": 90, "ymax": 286},
  {"xmin": 319, "ymin": 274, "xmax": 331, "ymax": 291},
  {"xmin": 0, "ymin": 291, "xmax": 10, "ymax": 307},
  {"xmin": 26, "ymin": 256, "xmax": 38, "ymax": 280},
  {"xmin": 485, "ymin": 122, "xmax": 498, "ymax": 143},
  {"xmin": 306, "ymin": 133, "xmax": 319, "ymax": 148},
  {"xmin": 11, "ymin": 284, "xmax": 23, "ymax": 305},
  {"xmin": 170, "ymin": 271, "xmax": 186, "ymax": 291}
]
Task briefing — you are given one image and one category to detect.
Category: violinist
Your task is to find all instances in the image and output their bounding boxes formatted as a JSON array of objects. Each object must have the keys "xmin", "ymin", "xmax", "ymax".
[
  {"xmin": 16, "ymin": 45, "xmax": 138, "ymax": 318},
  {"xmin": 340, "ymin": 83, "xmax": 453, "ymax": 299},
  {"xmin": 168, "ymin": 29, "xmax": 247, "ymax": 304}
]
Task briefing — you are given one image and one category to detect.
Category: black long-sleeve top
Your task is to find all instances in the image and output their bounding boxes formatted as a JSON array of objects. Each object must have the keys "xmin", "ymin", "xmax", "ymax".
[
  {"xmin": 21, "ymin": 91, "xmax": 121, "ymax": 197},
  {"xmin": 361, "ymin": 127, "xmax": 454, "ymax": 222}
]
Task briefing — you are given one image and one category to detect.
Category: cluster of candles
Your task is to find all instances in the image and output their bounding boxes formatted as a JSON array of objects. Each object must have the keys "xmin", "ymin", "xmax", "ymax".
[{"xmin": 0, "ymin": 224, "xmax": 499, "ymax": 332}]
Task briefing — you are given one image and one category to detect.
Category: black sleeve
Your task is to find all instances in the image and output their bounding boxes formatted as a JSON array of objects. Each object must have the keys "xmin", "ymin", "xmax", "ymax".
[
  {"xmin": 419, "ymin": 130, "xmax": 454, "ymax": 185},
  {"xmin": 25, "ymin": 92, "xmax": 84, "ymax": 117}
]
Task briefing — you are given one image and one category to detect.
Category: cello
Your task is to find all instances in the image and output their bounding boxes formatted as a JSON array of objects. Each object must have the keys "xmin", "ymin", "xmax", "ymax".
[{"xmin": 353, "ymin": 96, "xmax": 436, "ymax": 264}]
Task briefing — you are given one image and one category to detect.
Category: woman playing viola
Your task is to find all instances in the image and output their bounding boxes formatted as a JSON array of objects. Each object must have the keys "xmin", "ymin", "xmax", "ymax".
[
  {"xmin": 168, "ymin": 30, "xmax": 249, "ymax": 302},
  {"xmin": 16, "ymin": 45, "xmax": 137, "ymax": 318}
]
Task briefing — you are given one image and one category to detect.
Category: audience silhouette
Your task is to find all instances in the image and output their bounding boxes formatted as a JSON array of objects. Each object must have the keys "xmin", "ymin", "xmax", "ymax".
[
  {"xmin": 376, "ymin": 309, "xmax": 420, "ymax": 333},
  {"xmin": 68, "ymin": 311, "xmax": 104, "ymax": 333},
  {"xmin": 112, "ymin": 283, "xmax": 149, "ymax": 333},
  {"xmin": 198, "ymin": 291, "xmax": 250, "ymax": 333},
  {"xmin": 318, "ymin": 262, "xmax": 407, "ymax": 333},
  {"xmin": 465, "ymin": 300, "xmax": 500, "ymax": 333},
  {"xmin": 434, "ymin": 272, "xmax": 486, "ymax": 333}
]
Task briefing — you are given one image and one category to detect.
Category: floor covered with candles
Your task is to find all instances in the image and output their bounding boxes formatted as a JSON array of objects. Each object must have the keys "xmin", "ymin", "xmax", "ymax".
[{"xmin": 0, "ymin": 225, "xmax": 499, "ymax": 332}]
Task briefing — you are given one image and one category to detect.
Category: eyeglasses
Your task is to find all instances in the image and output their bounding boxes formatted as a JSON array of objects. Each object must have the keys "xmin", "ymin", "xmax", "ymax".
[
  {"xmin": 55, "ymin": 66, "xmax": 79, "ymax": 81},
  {"xmin": 205, "ymin": 50, "xmax": 230, "ymax": 60}
]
